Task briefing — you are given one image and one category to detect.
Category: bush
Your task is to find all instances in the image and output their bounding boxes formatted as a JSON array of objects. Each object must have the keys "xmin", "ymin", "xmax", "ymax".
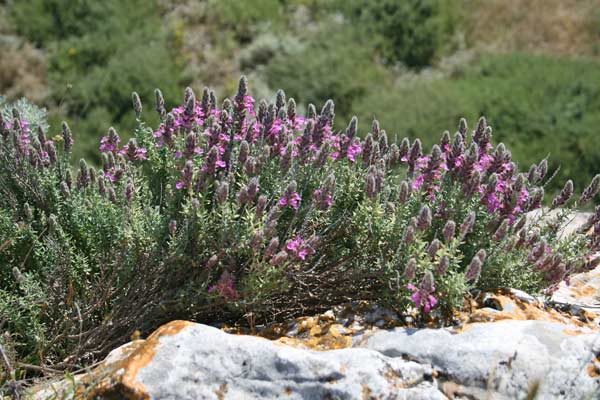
[
  {"xmin": 0, "ymin": 80, "xmax": 598, "ymax": 382},
  {"xmin": 333, "ymin": 0, "xmax": 459, "ymax": 67},
  {"xmin": 207, "ymin": 0, "xmax": 284, "ymax": 43},
  {"xmin": 264, "ymin": 25, "xmax": 391, "ymax": 122}
]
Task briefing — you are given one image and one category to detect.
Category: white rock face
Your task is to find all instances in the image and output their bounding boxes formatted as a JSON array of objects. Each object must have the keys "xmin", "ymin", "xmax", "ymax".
[
  {"xmin": 57, "ymin": 319, "xmax": 598, "ymax": 400},
  {"xmin": 360, "ymin": 320, "xmax": 600, "ymax": 399}
]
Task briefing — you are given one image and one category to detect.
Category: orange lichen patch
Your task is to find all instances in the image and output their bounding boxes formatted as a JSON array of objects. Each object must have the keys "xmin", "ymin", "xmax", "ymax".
[
  {"xmin": 567, "ymin": 279, "xmax": 600, "ymax": 303},
  {"xmin": 275, "ymin": 324, "xmax": 353, "ymax": 350},
  {"xmin": 562, "ymin": 328, "xmax": 593, "ymax": 336},
  {"xmin": 82, "ymin": 320, "xmax": 194, "ymax": 399},
  {"xmin": 232, "ymin": 289, "xmax": 597, "ymax": 350},
  {"xmin": 362, "ymin": 383, "xmax": 375, "ymax": 400},
  {"xmin": 586, "ymin": 362, "xmax": 600, "ymax": 379},
  {"xmin": 462, "ymin": 289, "xmax": 598, "ymax": 328},
  {"xmin": 215, "ymin": 382, "xmax": 228, "ymax": 400},
  {"xmin": 382, "ymin": 367, "xmax": 408, "ymax": 390},
  {"xmin": 231, "ymin": 311, "xmax": 374, "ymax": 351},
  {"xmin": 568, "ymin": 283, "xmax": 597, "ymax": 299}
]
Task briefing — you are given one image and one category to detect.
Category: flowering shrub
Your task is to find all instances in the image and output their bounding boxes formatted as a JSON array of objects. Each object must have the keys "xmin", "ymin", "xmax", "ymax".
[{"xmin": 1, "ymin": 78, "xmax": 599, "ymax": 377}]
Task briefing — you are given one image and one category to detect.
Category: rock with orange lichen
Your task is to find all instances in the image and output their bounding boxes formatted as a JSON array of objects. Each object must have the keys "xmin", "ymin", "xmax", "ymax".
[
  {"xmin": 72, "ymin": 321, "xmax": 444, "ymax": 400},
  {"xmin": 463, "ymin": 288, "xmax": 600, "ymax": 328},
  {"xmin": 32, "ymin": 314, "xmax": 600, "ymax": 400},
  {"xmin": 553, "ymin": 264, "xmax": 600, "ymax": 317}
]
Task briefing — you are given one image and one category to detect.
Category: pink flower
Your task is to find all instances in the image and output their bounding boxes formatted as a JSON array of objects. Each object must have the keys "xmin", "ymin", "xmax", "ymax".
[
  {"xmin": 104, "ymin": 168, "xmax": 123, "ymax": 183},
  {"xmin": 136, "ymin": 147, "xmax": 147, "ymax": 160},
  {"xmin": 268, "ymin": 119, "xmax": 284, "ymax": 137},
  {"xmin": 412, "ymin": 175, "xmax": 425, "ymax": 190},
  {"xmin": 347, "ymin": 141, "xmax": 362, "ymax": 162},
  {"xmin": 291, "ymin": 115, "xmax": 307, "ymax": 130},
  {"xmin": 407, "ymin": 283, "xmax": 438, "ymax": 312},
  {"xmin": 201, "ymin": 146, "xmax": 227, "ymax": 173},
  {"xmin": 172, "ymin": 103, "xmax": 205, "ymax": 130},
  {"xmin": 119, "ymin": 140, "xmax": 147, "ymax": 161},
  {"xmin": 243, "ymin": 95, "xmax": 256, "ymax": 117},
  {"xmin": 415, "ymin": 155, "xmax": 430, "ymax": 170},
  {"xmin": 330, "ymin": 136, "xmax": 362, "ymax": 162},
  {"xmin": 286, "ymin": 236, "xmax": 316, "ymax": 260},
  {"xmin": 99, "ymin": 135, "xmax": 120, "ymax": 153},
  {"xmin": 474, "ymin": 154, "xmax": 493, "ymax": 172},
  {"xmin": 279, "ymin": 192, "xmax": 301, "ymax": 210}
]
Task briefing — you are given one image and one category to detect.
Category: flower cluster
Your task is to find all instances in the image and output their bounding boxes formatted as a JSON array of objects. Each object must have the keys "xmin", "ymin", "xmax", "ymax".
[{"xmin": 286, "ymin": 236, "xmax": 316, "ymax": 260}]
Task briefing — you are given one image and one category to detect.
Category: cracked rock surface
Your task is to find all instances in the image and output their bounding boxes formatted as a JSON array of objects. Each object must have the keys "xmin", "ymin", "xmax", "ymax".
[{"xmin": 34, "ymin": 317, "xmax": 600, "ymax": 400}]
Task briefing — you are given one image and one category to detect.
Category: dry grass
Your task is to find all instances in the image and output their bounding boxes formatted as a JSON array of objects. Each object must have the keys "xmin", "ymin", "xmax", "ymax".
[
  {"xmin": 461, "ymin": 0, "xmax": 600, "ymax": 58},
  {"xmin": 0, "ymin": 9, "xmax": 49, "ymax": 103},
  {"xmin": 0, "ymin": 40, "xmax": 49, "ymax": 103}
]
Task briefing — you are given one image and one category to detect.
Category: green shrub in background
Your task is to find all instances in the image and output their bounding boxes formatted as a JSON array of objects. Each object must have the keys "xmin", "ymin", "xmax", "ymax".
[
  {"xmin": 332, "ymin": 0, "xmax": 459, "ymax": 67},
  {"xmin": 264, "ymin": 25, "xmax": 391, "ymax": 122},
  {"xmin": 207, "ymin": 0, "xmax": 284, "ymax": 43},
  {"xmin": 1, "ymin": 79, "xmax": 598, "ymax": 385}
]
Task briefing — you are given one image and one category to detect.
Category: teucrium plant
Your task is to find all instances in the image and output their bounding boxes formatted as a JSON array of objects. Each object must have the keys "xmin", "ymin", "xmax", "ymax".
[{"xmin": 0, "ymin": 79, "xmax": 599, "ymax": 375}]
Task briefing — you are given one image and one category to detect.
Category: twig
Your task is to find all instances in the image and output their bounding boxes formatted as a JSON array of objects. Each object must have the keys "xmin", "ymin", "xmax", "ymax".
[
  {"xmin": 15, "ymin": 362, "xmax": 62, "ymax": 375},
  {"xmin": 0, "ymin": 239, "xmax": 12, "ymax": 254},
  {"xmin": 0, "ymin": 343, "xmax": 15, "ymax": 379}
]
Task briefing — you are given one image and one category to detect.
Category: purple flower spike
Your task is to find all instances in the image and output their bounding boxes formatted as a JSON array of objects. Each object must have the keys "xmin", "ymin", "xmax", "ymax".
[
  {"xmin": 465, "ymin": 256, "xmax": 482, "ymax": 282},
  {"xmin": 177, "ymin": 160, "xmax": 195, "ymax": 190},
  {"xmin": 279, "ymin": 181, "xmax": 301, "ymax": 210},
  {"xmin": 404, "ymin": 258, "xmax": 417, "ymax": 280},
  {"xmin": 120, "ymin": 138, "xmax": 147, "ymax": 161},
  {"xmin": 203, "ymin": 145, "xmax": 226, "ymax": 174},
  {"xmin": 100, "ymin": 127, "xmax": 121, "ymax": 153}
]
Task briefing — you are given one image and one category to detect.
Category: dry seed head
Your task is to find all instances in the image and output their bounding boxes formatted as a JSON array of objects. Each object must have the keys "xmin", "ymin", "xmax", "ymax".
[
  {"xmin": 61, "ymin": 121, "xmax": 73, "ymax": 152},
  {"xmin": 465, "ymin": 257, "xmax": 482, "ymax": 282},
  {"xmin": 132, "ymin": 92, "xmax": 142, "ymax": 118},
  {"xmin": 427, "ymin": 239, "xmax": 442, "ymax": 259},
  {"xmin": 443, "ymin": 220, "xmax": 456, "ymax": 243},
  {"xmin": 399, "ymin": 138, "xmax": 410, "ymax": 159},
  {"xmin": 404, "ymin": 258, "xmax": 417, "ymax": 281},
  {"xmin": 579, "ymin": 174, "xmax": 600, "ymax": 205},
  {"xmin": 438, "ymin": 256, "xmax": 450, "ymax": 275},
  {"xmin": 270, "ymin": 251, "xmax": 288, "ymax": 266},
  {"xmin": 551, "ymin": 180, "xmax": 573, "ymax": 209},
  {"xmin": 420, "ymin": 271, "xmax": 435, "ymax": 292},
  {"xmin": 416, "ymin": 205, "xmax": 432, "ymax": 231},
  {"xmin": 155, "ymin": 88, "xmax": 166, "ymax": 118},
  {"xmin": 460, "ymin": 211, "xmax": 476, "ymax": 239}
]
